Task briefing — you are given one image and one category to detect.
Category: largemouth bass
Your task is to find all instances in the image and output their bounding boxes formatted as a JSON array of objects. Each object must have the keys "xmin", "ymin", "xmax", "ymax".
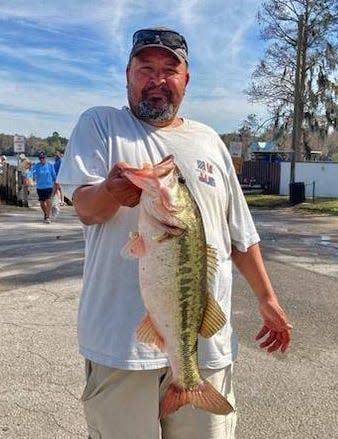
[{"xmin": 121, "ymin": 155, "xmax": 234, "ymax": 418}]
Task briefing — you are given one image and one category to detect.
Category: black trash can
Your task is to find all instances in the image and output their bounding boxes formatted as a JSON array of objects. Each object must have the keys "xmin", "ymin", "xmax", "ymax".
[{"xmin": 289, "ymin": 182, "xmax": 305, "ymax": 205}]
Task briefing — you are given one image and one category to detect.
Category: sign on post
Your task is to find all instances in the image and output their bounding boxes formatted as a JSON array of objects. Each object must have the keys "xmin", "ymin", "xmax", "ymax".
[
  {"xmin": 229, "ymin": 142, "xmax": 243, "ymax": 175},
  {"xmin": 229, "ymin": 142, "xmax": 242, "ymax": 158},
  {"xmin": 14, "ymin": 135, "xmax": 26, "ymax": 153},
  {"xmin": 232, "ymin": 157, "xmax": 243, "ymax": 175}
]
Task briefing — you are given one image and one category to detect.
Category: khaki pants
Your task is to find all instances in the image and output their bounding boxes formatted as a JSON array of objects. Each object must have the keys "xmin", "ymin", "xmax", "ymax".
[{"xmin": 81, "ymin": 360, "xmax": 237, "ymax": 439}]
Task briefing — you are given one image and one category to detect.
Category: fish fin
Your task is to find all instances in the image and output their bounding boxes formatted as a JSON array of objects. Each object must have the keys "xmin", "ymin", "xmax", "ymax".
[
  {"xmin": 190, "ymin": 380, "xmax": 234, "ymax": 415},
  {"xmin": 120, "ymin": 232, "xmax": 145, "ymax": 259},
  {"xmin": 136, "ymin": 314, "xmax": 166, "ymax": 352},
  {"xmin": 199, "ymin": 293, "xmax": 227, "ymax": 338},
  {"xmin": 201, "ymin": 245, "xmax": 225, "ymax": 337},
  {"xmin": 159, "ymin": 380, "xmax": 234, "ymax": 418},
  {"xmin": 206, "ymin": 244, "xmax": 218, "ymax": 282}
]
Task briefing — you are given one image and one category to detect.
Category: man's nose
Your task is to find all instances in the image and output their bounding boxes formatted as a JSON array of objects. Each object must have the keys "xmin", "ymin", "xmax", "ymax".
[{"xmin": 149, "ymin": 70, "xmax": 167, "ymax": 85}]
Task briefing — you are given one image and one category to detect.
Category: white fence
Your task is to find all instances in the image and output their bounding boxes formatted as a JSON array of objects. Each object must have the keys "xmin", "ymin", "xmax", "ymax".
[{"xmin": 280, "ymin": 162, "xmax": 338, "ymax": 198}]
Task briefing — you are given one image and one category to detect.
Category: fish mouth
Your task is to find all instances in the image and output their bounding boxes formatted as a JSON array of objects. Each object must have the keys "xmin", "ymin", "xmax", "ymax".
[
  {"xmin": 161, "ymin": 222, "xmax": 185, "ymax": 236},
  {"xmin": 152, "ymin": 214, "xmax": 185, "ymax": 237}
]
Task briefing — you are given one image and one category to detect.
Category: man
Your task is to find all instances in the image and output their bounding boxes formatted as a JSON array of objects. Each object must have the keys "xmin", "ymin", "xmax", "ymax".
[
  {"xmin": 57, "ymin": 27, "xmax": 292, "ymax": 439},
  {"xmin": 54, "ymin": 150, "xmax": 63, "ymax": 175},
  {"xmin": 53, "ymin": 150, "xmax": 64, "ymax": 213},
  {"xmin": 32, "ymin": 151, "xmax": 56, "ymax": 223}
]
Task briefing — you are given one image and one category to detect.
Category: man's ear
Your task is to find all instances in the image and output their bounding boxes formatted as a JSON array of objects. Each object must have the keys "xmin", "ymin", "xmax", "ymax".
[{"xmin": 185, "ymin": 71, "xmax": 190, "ymax": 87}]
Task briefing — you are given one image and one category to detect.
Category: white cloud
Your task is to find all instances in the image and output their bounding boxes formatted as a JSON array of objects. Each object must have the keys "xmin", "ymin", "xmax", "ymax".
[
  {"xmin": 182, "ymin": 91, "xmax": 267, "ymax": 134},
  {"xmin": 0, "ymin": 72, "xmax": 125, "ymax": 137},
  {"xmin": 0, "ymin": 0, "xmax": 267, "ymax": 138}
]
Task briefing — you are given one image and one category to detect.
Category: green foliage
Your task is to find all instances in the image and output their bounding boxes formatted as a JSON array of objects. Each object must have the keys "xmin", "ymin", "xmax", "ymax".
[
  {"xmin": 245, "ymin": 194, "xmax": 289, "ymax": 207},
  {"xmin": 46, "ymin": 131, "xmax": 68, "ymax": 151},
  {"xmin": 245, "ymin": 194, "xmax": 338, "ymax": 214},
  {"xmin": 0, "ymin": 133, "xmax": 13, "ymax": 152},
  {"xmin": 300, "ymin": 199, "xmax": 338, "ymax": 214},
  {"xmin": 0, "ymin": 132, "xmax": 68, "ymax": 157}
]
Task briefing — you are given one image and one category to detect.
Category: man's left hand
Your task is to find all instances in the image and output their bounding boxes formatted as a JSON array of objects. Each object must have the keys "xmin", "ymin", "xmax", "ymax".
[{"xmin": 256, "ymin": 300, "xmax": 292, "ymax": 353}]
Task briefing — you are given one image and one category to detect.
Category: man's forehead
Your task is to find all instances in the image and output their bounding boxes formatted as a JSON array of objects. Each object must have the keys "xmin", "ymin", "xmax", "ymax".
[{"xmin": 132, "ymin": 47, "xmax": 183, "ymax": 64}]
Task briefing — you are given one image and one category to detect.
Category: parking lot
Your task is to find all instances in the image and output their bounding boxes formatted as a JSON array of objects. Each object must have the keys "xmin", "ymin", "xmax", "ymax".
[{"xmin": 0, "ymin": 204, "xmax": 337, "ymax": 438}]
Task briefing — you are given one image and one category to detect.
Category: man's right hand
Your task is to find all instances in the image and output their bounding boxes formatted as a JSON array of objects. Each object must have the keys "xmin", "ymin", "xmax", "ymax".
[
  {"xmin": 104, "ymin": 162, "xmax": 142, "ymax": 208},
  {"xmin": 73, "ymin": 162, "xmax": 142, "ymax": 225}
]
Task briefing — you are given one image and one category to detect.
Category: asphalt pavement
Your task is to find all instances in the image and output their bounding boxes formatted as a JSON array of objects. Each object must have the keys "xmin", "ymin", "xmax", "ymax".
[{"xmin": 0, "ymin": 202, "xmax": 337, "ymax": 438}]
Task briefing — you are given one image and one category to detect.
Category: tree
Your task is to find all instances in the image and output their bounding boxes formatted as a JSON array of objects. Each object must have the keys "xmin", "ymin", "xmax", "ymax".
[
  {"xmin": 238, "ymin": 114, "xmax": 260, "ymax": 138},
  {"xmin": 46, "ymin": 131, "xmax": 67, "ymax": 152},
  {"xmin": 25, "ymin": 136, "xmax": 48, "ymax": 156},
  {"xmin": 247, "ymin": 0, "xmax": 338, "ymax": 159},
  {"xmin": 0, "ymin": 134, "xmax": 14, "ymax": 154}
]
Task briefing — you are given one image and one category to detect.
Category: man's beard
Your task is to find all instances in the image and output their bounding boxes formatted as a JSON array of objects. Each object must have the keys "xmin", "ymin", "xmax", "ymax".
[
  {"xmin": 135, "ymin": 84, "xmax": 175, "ymax": 123},
  {"xmin": 137, "ymin": 101, "xmax": 175, "ymax": 123}
]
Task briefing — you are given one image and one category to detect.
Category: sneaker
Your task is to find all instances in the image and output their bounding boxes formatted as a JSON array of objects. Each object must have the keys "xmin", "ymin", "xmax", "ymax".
[{"xmin": 44, "ymin": 217, "xmax": 51, "ymax": 224}]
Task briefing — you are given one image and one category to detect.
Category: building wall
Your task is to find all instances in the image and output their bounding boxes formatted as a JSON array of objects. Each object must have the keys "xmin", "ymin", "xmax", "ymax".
[{"xmin": 280, "ymin": 162, "xmax": 338, "ymax": 197}]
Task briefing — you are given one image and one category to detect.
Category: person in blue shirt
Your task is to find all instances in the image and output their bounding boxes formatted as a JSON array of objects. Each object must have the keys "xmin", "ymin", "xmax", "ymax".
[
  {"xmin": 32, "ymin": 151, "xmax": 56, "ymax": 223},
  {"xmin": 53, "ymin": 150, "xmax": 64, "ymax": 205},
  {"xmin": 54, "ymin": 150, "xmax": 62, "ymax": 174}
]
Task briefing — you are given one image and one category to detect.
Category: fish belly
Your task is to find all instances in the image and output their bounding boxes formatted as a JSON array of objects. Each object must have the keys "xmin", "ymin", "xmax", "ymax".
[{"xmin": 139, "ymin": 217, "xmax": 204, "ymax": 387}]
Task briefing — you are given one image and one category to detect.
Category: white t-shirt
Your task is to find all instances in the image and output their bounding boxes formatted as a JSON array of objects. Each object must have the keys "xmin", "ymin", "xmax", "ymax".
[{"xmin": 58, "ymin": 106, "xmax": 260, "ymax": 370}]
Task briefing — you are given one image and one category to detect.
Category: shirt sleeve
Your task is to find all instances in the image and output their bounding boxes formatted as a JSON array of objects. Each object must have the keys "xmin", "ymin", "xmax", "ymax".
[
  {"xmin": 57, "ymin": 109, "xmax": 109, "ymax": 200},
  {"xmin": 50, "ymin": 163, "xmax": 56, "ymax": 182},
  {"xmin": 226, "ymin": 157, "xmax": 260, "ymax": 252}
]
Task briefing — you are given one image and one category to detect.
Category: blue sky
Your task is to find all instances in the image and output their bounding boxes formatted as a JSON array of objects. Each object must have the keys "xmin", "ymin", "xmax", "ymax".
[{"xmin": 0, "ymin": 0, "xmax": 267, "ymax": 139}]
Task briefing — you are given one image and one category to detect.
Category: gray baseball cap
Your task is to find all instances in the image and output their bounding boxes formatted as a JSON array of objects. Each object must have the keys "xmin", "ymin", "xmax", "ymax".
[{"xmin": 129, "ymin": 27, "xmax": 188, "ymax": 64}]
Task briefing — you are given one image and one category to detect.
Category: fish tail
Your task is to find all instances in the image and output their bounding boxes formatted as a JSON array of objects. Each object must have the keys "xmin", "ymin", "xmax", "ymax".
[{"xmin": 159, "ymin": 380, "xmax": 234, "ymax": 418}]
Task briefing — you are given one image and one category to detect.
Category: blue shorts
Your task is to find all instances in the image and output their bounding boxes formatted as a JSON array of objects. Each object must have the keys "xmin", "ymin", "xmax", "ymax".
[{"xmin": 37, "ymin": 188, "xmax": 53, "ymax": 201}]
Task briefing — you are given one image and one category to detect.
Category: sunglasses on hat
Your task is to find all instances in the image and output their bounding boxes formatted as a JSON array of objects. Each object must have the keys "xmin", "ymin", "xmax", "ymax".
[{"xmin": 132, "ymin": 29, "xmax": 188, "ymax": 54}]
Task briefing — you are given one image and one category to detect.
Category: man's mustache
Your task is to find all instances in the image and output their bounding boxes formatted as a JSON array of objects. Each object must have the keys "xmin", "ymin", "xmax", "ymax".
[{"xmin": 142, "ymin": 84, "xmax": 171, "ymax": 99}]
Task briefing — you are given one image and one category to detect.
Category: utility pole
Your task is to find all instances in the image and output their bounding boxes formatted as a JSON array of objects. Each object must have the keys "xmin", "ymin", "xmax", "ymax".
[{"xmin": 290, "ymin": 14, "xmax": 305, "ymax": 185}]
